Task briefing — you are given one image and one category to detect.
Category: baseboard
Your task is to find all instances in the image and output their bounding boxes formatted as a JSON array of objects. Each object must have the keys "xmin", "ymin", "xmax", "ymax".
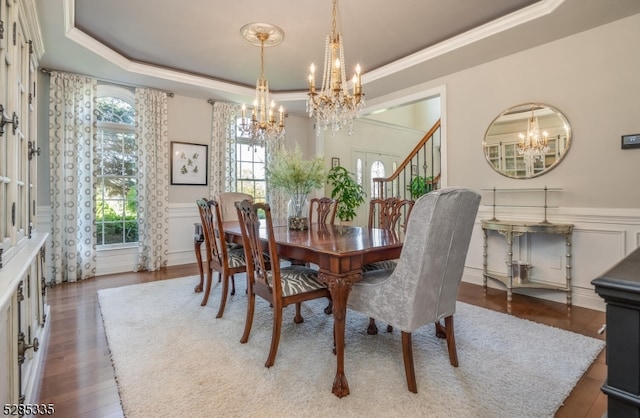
[{"xmin": 462, "ymin": 267, "xmax": 605, "ymax": 312}]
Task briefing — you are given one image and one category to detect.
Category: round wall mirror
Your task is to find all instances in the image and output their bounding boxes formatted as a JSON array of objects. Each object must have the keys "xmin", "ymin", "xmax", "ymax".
[{"xmin": 483, "ymin": 103, "xmax": 571, "ymax": 179}]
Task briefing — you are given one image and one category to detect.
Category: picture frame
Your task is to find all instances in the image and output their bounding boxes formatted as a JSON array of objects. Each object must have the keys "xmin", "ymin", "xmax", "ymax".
[
  {"xmin": 170, "ymin": 142, "xmax": 208, "ymax": 185},
  {"xmin": 331, "ymin": 157, "xmax": 340, "ymax": 168}
]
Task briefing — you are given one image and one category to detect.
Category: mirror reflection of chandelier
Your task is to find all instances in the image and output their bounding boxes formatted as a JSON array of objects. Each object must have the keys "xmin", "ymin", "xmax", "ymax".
[
  {"xmin": 517, "ymin": 107, "xmax": 549, "ymax": 160},
  {"xmin": 239, "ymin": 23, "xmax": 285, "ymax": 147},
  {"xmin": 307, "ymin": 0, "xmax": 364, "ymax": 136}
]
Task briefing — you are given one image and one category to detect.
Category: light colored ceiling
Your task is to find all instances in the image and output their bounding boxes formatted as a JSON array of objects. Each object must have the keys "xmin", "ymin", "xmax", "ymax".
[{"xmin": 36, "ymin": 0, "xmax": 640, "ymax": 117}]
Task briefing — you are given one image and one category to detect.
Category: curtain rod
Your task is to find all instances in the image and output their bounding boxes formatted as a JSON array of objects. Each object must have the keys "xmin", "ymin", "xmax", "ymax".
[{"xmin": 40, "ymin": 67, "xmax": 175, "ymax": 97}]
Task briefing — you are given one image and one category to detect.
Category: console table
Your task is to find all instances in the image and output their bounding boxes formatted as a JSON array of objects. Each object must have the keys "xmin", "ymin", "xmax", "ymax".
[{"xmin": 481, "ymin": 219, "xmax": 573, "ymax": 305}]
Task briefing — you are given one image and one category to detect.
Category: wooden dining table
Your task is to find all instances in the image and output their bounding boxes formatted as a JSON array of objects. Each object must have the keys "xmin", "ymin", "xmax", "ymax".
[{"xmin": 195, "ymin": 221, "xmax": 404, "ymax": 397}]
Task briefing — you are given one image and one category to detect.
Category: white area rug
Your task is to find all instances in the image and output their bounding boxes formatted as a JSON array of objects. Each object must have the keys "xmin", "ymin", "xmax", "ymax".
[{"xmin": 98, "ymin": 276, "xmax": 604, "ymax": 418}]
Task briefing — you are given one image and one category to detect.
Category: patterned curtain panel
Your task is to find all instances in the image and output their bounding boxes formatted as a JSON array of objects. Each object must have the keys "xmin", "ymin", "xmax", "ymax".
[
  {"xmin": 134, "ymin": 88, "xmax": 169, "ymax": 272},
  {"xmin": 48, "ymin": 71, "xmax": 97, "ymax": 284},
  {"xmin": 209, "ymin": 101, "xmax": 239, "ymax": 197}
]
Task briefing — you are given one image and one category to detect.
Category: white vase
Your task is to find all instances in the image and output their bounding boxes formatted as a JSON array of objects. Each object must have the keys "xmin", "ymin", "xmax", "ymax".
[{"xmin": 287, "ymin": 194, "xmax": 309, "ymax": 230}]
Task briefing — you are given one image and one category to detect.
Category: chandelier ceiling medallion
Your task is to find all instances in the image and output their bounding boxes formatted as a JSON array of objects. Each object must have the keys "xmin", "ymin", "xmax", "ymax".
[
  {"xmin": 517, "ymin": 106, "xmax": 550, "ymax": 160},
  {"xmin": 238, "ymin": 23, "xmax": 286, "ymax": 147},
  {"xmin": 307, "ymin": 0, "xmax": 364, "ymax": 136}
]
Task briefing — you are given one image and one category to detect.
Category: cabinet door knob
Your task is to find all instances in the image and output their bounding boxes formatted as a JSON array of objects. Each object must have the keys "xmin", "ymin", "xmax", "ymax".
[
  {"xmin": 0, "ymin": 104, "xmax": 19, "ymax": 136},
  {"xmin": 17, "ymin": 333, "xmax": 39, "ymax": 364}
]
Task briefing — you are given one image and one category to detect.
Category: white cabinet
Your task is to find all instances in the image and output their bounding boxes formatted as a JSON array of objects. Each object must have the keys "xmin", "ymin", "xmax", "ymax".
[
  {"xmin": 0, "ymin": 232, "xmax": 48, "ymax": 407},
  {"xmin": 0, "ymin": 0, "xmax": 47, "ymax": 411}
]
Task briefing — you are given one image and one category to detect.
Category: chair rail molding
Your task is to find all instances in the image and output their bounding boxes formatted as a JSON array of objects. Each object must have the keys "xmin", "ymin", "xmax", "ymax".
[{"xmin": 465, "ymin": 205, "xmax": 640, "ymax": 311}]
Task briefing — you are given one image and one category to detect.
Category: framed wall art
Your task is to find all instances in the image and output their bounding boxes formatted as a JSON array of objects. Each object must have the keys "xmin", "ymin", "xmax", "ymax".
[{"xmin": 170, "ymin": 142, "xmax": 208, "ymax": 185}]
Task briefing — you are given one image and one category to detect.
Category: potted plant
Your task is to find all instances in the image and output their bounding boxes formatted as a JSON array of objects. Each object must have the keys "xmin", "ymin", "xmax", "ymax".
[
  {"xmin": 266, "ymin": 146, "xmax": 326, "ymax": 230},
  {"xmin": 408, "ymin": 175, "xmax": 434, "ymax": 199},
  {"xmin": 327, "ymin": 166, "xmax": 366, "ymax": 223}
]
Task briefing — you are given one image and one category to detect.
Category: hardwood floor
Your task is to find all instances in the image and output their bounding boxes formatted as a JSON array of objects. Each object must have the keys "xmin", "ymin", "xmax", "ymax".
[{"xmin": 36, "ymin": 264, "xmax": 607, "ymax": 417}]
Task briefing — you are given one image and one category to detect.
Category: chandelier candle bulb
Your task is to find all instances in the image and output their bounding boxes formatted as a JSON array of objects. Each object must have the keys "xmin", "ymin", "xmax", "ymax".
[{"xmin": 309, "ymin": 64, "xmax": 316, "ymax": 91}]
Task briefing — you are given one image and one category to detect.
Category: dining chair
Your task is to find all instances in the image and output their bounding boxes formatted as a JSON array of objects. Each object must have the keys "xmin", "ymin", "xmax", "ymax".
[
  {"xmin": 235, "ymin": 199, "xmax": 332, "ymax": 368},
  {"xmin": 362, "ymin": 197, "xmax": 416, "ymax": 332},
  {"xmin": 363, "ymin": 197, "xmax": 415, "ymax": 272},
  {"xmin": 215, "ymin": 192, "xmax": 253, "ymax": 221},
  {"xmin": 196, "ymin": 198, "xmax": 247, "ymax": 318},
  {"xmin": 347, "ymin": 188, "xmax": 481, "ymax": 393},
  {"xmin": 308, "ymin": 197, "xmax": 338, "ymax": 225}
]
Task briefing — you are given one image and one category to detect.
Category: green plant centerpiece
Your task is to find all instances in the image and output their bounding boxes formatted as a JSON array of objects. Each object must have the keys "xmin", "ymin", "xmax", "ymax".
[
  {"xmin": 327, "ymin": 166, "xmax": 366, "ymax": 223},
  {"xmin": 266, "ymin": 146, "xmax": 326, "ymax": 230}
]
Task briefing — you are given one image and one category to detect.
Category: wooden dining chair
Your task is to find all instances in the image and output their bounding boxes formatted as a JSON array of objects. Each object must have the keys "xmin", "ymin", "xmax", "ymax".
[
  {"xmin": 196, "ymin": 198, "xmax": 247, "ymax": 318},
  {"xmin": 348, "ymin": 188, "xmax": 481, "ymax": 393},
  {"xmin": 308, "ymin": 197, "xmax": 338, "ymax": 225},
  {"xmin": 363, "ymin": 197, "xmax": 414, "ymax": 272},
  {"xmin": 235, "ymin": 199, "xmax": 332, "ymax": 368}
]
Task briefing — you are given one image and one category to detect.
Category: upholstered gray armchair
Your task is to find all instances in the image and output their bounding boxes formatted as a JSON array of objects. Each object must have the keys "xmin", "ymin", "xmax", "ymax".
[{"xmin": 347, "ymin": 188, "xmax": 481, "ymax": 393}]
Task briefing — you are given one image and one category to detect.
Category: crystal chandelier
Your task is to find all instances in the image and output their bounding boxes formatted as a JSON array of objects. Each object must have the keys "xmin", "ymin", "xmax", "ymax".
[
  {"xmin": 517, "ymin": 107, "xmax": 549, "ymax": 160},
  {"xmin": 238, "ymin": 23, "xmax": 285, "ymax": 147},
  {"xmin": 307, "ymin": 0, "xmax": 364, "ymax": 136}
]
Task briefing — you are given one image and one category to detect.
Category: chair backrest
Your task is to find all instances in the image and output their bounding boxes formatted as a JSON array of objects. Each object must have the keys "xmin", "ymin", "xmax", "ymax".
[
  {"xmin": 309, "ymin": 197, "xmax": 338, "ymax": 225},
  {"xmin": 235, "ymin": 200, "xmax": 283, "ymax": 297},
  {"xmin": 390, "ymin": 188, "xmax": 481, "ymax": 330},
  {"xmin": 368, "ymin": 197, "xmax": 415, "ymax": 231},
  {"xmin": 196, "ymin": 198, "xmax": 228, "ymax": 270},
  {"xmin": 215, "ymin": 192, "xmax": 253, "ymax": 221}
]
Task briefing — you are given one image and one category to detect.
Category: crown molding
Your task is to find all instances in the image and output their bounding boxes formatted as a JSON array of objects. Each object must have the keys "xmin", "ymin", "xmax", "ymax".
[{"xmin": 61, "ymin": 0, "xmax": 565, "ymax": 100}]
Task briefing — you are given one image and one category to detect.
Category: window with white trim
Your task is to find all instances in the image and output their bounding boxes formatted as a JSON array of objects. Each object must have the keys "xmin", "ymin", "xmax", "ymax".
[
  {"xmin": 95, "ymin": 86, "xmax": 138, "ymax": 246},
  {"xmin": 233, "ymin": 123, "xmax": 267, "ymax": 204}
]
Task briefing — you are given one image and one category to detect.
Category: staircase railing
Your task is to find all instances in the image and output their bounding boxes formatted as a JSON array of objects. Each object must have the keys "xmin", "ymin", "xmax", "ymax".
[{"xmin": 372, "ymin": 119, "xmax": 441, "ymax": 202}]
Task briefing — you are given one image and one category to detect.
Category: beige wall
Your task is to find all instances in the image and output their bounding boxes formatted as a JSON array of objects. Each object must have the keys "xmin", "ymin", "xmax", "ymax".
[
  {"xmin": 435, "ymin": 13, "xmax": 639, "ymax": 209},
  {"xmin": 37, "ymin": 13, "xmax": 640, "ymax": 210},
  {"xmin": 36, "ymin": 13, "xmax": 640, "ymax": 306}
]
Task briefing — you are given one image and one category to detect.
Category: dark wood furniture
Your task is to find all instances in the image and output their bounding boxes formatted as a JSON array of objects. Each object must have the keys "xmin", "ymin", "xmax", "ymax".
[
  {"xmin": 309, "ymin": 197, "xmax": 338, "ymax": 225},
  {"xmin": 592, "ymin": 246, "xmax": 640, "ymax": 417},
  {"xmin": 235, "ymin": 201, "xmax": 331, "ymax": 367},
  {"xmin": 221, "ymin": 220, "xmax": 404, "ymax": 397},
  {"xmin": 368, "ymin": 197, "xmax": 414, "ymax": 231},
  {"xmin": 194, "ymin": 222, "xmax": 205, "ymax": 293},
  {"xmin": 197, "ymin": 199, "xmax": 247, "ymax": 318}
]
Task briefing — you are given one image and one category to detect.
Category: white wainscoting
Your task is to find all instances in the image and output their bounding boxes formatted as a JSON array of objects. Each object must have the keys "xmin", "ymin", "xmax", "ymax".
[
  {"xmin": 38, "ymin": 204, "xmax": 640, "ymax": 310},
  {"xmin": 464, "ymin": 206, "xmax": 640, "ymax": 312},
  {"xmin": 37, "ymin": 204, "xmax": 204, "ymax": 278}
]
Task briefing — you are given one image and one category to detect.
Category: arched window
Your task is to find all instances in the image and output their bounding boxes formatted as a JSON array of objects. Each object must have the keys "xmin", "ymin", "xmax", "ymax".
[
  {"xmin": 370, "ymin": 160, "xmax": 385, "ymax": 198},
  {"xmin": 95, "ymin": 85, "xmax": 138, "ymax": 246}
]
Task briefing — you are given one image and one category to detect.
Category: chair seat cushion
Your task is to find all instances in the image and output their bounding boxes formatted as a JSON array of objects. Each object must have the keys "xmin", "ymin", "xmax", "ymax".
[
  {"xmin": 359, "ymin": 268, "xmax": 395, "ymax": 286},
  {"xmin": 362, "ymin": 259, "xmax": 397, "ymax": 272},
  {"xmin": 226, "ymin": 248, "xmax": 247, "ymax": 268},
  {"xmin": 226, "ymin": 242, "xmax": 244, "ymax": 251},
  {"xmin": 267, "ymin": 266, "xmax": 326, "ymax": 297}
]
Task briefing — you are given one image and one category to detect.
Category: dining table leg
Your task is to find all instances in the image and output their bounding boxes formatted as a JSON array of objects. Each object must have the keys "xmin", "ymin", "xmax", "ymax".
[{"xmin": 320, "ymin": 270, "xmax": 359, "ymax": 398}]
